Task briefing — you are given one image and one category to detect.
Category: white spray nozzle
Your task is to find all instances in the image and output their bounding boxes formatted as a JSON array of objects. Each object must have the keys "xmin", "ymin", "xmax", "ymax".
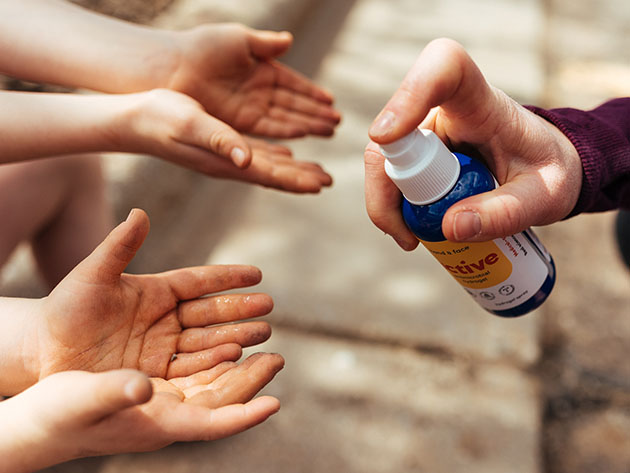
[
  {"xmin": 380, "ymin": 128, "xmax": 460, "ymax": 205},
  {"xmin": 380, "ymin": 131, "xmax": 422, "ymax": 163}
]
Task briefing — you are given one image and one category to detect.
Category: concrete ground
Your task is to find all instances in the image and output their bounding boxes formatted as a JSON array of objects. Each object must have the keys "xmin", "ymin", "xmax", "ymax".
[{"xmin": 1, "ymin": 0, "xmax": 629, "ymax": 472}]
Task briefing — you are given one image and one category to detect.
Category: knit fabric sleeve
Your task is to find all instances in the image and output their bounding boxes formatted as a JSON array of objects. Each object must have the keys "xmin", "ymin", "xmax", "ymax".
[{"xmin": 525, "ymin": 98, "xmax": 630, "ymax": 217}]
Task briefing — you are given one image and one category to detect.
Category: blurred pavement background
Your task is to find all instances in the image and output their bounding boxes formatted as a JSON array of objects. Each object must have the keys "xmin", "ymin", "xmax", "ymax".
[{"xmin": 1, "ymin": 0, "xmax": 629, "ymax": 472}]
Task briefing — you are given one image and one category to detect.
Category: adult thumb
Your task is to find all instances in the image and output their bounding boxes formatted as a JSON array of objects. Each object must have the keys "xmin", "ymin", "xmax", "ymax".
[{"xmin": 442, "ymin": 175, "xmax": 546, "ymax": 242}]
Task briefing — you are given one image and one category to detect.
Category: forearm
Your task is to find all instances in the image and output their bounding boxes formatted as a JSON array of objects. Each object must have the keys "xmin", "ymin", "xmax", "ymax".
[
  {"xmin": 0, "ymin": 297, "xmax": 42, "ymax": 396},
  {"xmin": 0, "ymin": 0, "xmax": 177, "ymax": 93},
  {"xmin": 0, "ymin": 391, "xmax": 73, "ymax": 473},
  {"xmin": 0, "ymin": 402, "xmax": 45, "ymax": 473},
  {"xmin": 0, "ymin": 91, "xmax": 130, "ymax": 163},
  {"xmin": 527, "ymin": 98, "xmax": 630, "ymax": 215}
]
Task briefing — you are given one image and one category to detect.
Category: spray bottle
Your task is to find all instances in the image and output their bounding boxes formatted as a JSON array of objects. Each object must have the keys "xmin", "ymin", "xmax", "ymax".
[{"xmin": 380, "ymin": 129, "xmax": 555, "ymax": 317}]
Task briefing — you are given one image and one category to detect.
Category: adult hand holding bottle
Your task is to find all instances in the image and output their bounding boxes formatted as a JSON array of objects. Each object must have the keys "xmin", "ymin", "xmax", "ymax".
[{"xmin": 364, "ymin": 38, "xmax": 582, "ymax": 250}]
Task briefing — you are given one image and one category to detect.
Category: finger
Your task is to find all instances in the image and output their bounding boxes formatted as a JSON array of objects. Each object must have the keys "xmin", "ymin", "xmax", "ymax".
[
  {"xmin": 168, "ymin": 362, "xmax": 238, "ymax": 391},
  {"xmin": 174, "ymin": 113, "xmax": 252, "ymax": 169},
  {"xmin": 247, "ymin": 28, "xmax": 293, "ymax": 59},
  {"xmin": 201, "ymin": 396, "xmax": 281, "ymax": 440},
  {"xmin": 160, "ymin": 140, "xmax": 236, "ymax": 176},
  {"xmin": 248, "ymin": 114, "xmax": 335, "ymax": 138},
  {"xmin": 177, "ymin": 293, "xmax": 273, "ymax": 328},
  {"xmin": 190, "ymin": 150, "xmax": 333, "ymax": 193},
  {"xmin": 166, "ymin": 343, "xmax": 243, "ymax": 379},
  {"xmin": 364, "ymin": 142, "xmax": 418, "ymax": 250},
  {"xmin": 159, "ymin": 395, "xmax": 281, "ymax": 442},
  {"xmin": 244, "ymin": 158, "xmax": 332, "ymax": 192},
  {"xmin": 186, "ymin": 353, "xmax": 285, "ymax": 408},
  {"xmin": 167, "ymin": 138, "xmax": 329, "ymax": 189},
  {"xmin": 178, "ymin": 321, "xmax": 272, "ymax": 353},
  {"xmin": 70, "ymin": 208, "xmax": 150, "ymax": 285},
  {"xmin": 272, "ymin": 89, "xmax": 342, "ymax": 123},
  {"xmin": 167, "ymin": 138, "xmax": 332, "ymax": 192},
  {"xmin": 247, "ymin": 155, "xmax": 333, "ymax": 191},
  {"xmin": 33, "ymin": 370, "xmax": 152, "ymax": 425},
  {"xmin": 442, "ymin": 174, "xmax": 551, "ymax": 241},
  {"xmin": 249, "ymin": 114, "xmax": 309, "ymax": 138},
  {"xmin": 266, "ymin": 107, "xmax": 338, "ymax": 137},
  {"xmin": 273, "ymin": 60, "xmax": 335, "ymax": 104},
  {"xmin": 369, "ymin": 38, "xmax": 492, "ymax": 144},
  {"xmin": 244, "ymin": 136, "xmax": 293, "ymax": 156},
  {"xmin": 150, "ymin": 377, "xmax": 184, "ymax": 401},
  {"xmin": 159, "ymin": 264, "xmax": 263, "ymax": 302}
]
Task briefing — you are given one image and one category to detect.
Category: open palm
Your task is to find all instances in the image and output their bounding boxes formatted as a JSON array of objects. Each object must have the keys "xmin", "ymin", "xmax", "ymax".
[
  {"xmin": 35, "ymin": 209, "xmax": 275, "ymax": 382},
  {"xmin": 4, "ymin": 362, "xmax": 284, "ymax": 471},
  {"xmin": 168, "ymin": 24, "xmax": 341, "ymax": 138}
]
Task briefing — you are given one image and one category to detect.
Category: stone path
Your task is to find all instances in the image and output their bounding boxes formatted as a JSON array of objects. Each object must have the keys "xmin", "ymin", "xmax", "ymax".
[{"xmin": 2, "ymin": 0, "xmax": 628, "ymax": 472}]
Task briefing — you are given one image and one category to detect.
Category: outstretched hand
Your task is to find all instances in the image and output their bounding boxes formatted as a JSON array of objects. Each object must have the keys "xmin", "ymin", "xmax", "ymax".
[
  {"xmin": 165, "ymin": 24, "xmax": 341, "ymax": 139},
  {"xmin": 0, "ymin": 365, "xmax": 282, "ymax": 472},
  {"xmin": 129, "ymin": 23, "xmax": 340, "ymax": 189},
  {"xmin": 365, "ymin": 38, "xmax": 582, "ymax": 250},
  {"xmin": 8, "ymin": 209, "xmax": 281, "ymax": 395},
  {"xmin": 117, "ymin": 89, "xmax": 333, "ymax": 193}
]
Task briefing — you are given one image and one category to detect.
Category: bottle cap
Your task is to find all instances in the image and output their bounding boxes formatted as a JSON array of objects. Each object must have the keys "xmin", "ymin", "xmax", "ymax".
[{"xmin": 380, "ymin": 129, "xmax": 460, "ymax": 205}]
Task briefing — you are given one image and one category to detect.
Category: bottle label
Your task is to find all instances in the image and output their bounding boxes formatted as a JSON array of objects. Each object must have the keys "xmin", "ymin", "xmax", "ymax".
[{"xmin": 419, "ymin": 231, "xmax": 551, "ymax": 311}]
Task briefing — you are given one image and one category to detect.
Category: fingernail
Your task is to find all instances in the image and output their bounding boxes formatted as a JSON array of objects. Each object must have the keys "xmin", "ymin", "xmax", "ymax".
[
  {"xmin": 125, "ymin": 209, "xmax": 137, "ymax": 222},
  {"xmin": 369, "ymin": 110, "xmax": 396, "ymax": 138},
  {"xmin": 453, "ymin": 211, "xmax": 482, "ymax": 241},
  {"xmin": 231, "ymin": 147, "xmax": 247, "ymax": 167},
  {"xmin": 124, "ymin": 376, "xmax": 148, "ymax": 402}
]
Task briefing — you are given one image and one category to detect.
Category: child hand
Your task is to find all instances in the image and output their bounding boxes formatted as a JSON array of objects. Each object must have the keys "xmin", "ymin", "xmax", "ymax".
[
  {"xmin": 115, "ymin": 88, "xmax": 253, "ymax": 168},
  {"xmin": 0, "ymin": 5, "xmax": 340, "ymax": 139},
  {"xmin": 365, "ymin": 38, "xmax": 582, "ymax": 249},
  {"xmin": 1, "ymin": 209, "xmax": 276, "ymax": 395},
  {"xmin": 163, "ymin": 24, "xmax": 341, "ymax": 139},
  {"xmin": 117, "ymin": 89, "xmax": 332, "ymax": 191},
  {"xmin": 0, "ymin": 88, "xmax": 333, "ymax": 192},
  {"xmin": 0, "ymin": 361, "xmax": 282, "ymax": 472}
]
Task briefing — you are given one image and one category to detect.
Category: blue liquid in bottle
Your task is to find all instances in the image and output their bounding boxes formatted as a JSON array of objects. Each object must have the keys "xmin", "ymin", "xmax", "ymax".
[{"xmin": 381, "ymin": 129, "xmax": 555, "ymax": 317}]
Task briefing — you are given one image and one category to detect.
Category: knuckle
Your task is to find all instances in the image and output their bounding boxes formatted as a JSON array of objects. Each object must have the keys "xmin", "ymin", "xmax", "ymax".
[
  {"xmin": 170, "ymin": 111, "xmax": 197, "ymax": 140},
  {"xmin": 208, "ymin": 129, "xmax": 234, "ymax": 154},
  {"xmin": 490, "ymin": 194, "xmax": 526, "ymax": 236}
]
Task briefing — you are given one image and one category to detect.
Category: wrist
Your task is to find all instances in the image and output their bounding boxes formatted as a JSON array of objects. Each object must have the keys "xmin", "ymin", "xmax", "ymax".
[
  {"xmin": 107, "ymin": 90, "xmax": 173, "ymax": 156},
  {"xmin": 529, "ymin": 110, "xmax": 583, "ymax": 220},
  {"xmin": 550, "ymin": 122, "xmax": 583, "ymax": 216},
  {"xmin": 0, "ymin": 0, "xmax": 180, "ymax": 94},
  {"xmin": 0, "ymin": 384, "xmax": 73, "ymax": 472},
  {"xmin": 0, "ymin": 398, "xmax": 46, "ymax": 473},
  {"xmin": 0, "ymin": 91, "xmax": 139, "ymax": 163},
  {"xmin": 101, "ymin": 29, "xmax": 182, "ymax": 94},
  {"xmin": 0, "ymin": 297, "xmax": 43, "ymax": 396},
  {"xmin": 0, "ymin": 399, "xmax": 37, "ymax": 473}
]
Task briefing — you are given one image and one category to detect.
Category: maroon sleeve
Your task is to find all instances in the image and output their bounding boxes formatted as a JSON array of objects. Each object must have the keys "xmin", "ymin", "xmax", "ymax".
[{"xmin": 526, "ymin": 98, "xmax": 630, "ymax": 217}]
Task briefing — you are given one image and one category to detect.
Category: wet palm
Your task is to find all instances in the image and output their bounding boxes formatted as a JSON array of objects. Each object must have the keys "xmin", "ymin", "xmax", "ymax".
[{"xmin": 34, "ymin": 209, "xmax": 276, "ymax": 383}]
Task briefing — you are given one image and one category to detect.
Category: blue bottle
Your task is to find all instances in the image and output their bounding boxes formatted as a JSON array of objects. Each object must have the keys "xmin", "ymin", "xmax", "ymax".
[{"xmin": 380, "ymin": 129, "xmax": 555, "ymax": 317}]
